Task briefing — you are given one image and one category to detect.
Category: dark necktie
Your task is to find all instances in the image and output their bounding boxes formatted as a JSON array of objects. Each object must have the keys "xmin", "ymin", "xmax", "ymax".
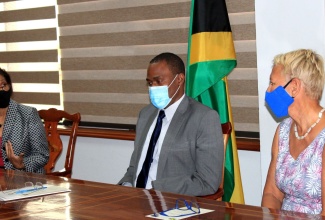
[{"xmin": 136, "ymin": 110, "xmax": 165, "ymax": 188}]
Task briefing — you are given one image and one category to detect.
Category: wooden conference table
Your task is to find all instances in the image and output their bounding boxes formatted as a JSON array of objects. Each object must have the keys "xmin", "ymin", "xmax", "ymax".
[{"xmin": 0, "ymin": 169, "xmax": 320, "ymax": 219}]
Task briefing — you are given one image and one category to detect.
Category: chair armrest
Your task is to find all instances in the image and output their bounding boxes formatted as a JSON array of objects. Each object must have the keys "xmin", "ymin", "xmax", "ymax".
[{"xmin": 199, "ymin": 188, "xmax": 224, "ymax": 200}]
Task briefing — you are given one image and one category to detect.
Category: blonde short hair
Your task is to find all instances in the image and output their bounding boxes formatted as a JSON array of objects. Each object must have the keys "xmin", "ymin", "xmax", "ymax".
[{"xmin": 273, "ymin": 49, "xmax": 325, "ymax": 101}]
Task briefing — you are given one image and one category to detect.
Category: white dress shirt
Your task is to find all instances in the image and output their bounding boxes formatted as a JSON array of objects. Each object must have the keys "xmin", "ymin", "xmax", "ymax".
[{"xmin": 135, "ymin": 94, "xmax": 185, "ymax": 189}]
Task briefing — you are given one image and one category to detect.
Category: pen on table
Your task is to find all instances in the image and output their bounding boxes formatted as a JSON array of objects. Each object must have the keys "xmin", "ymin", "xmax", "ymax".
[{"xmin": 15, "ymin": 186, "xmax": 47, "ymax": 194}]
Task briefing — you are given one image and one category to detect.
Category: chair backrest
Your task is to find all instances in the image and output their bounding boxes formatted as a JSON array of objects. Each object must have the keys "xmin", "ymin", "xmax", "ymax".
[
  {"xmin": 38, "ymin": 108, "xmax": 81, "ymax": 178},
  {"xmin": 199, "ymin": 121, "xmax": 232, "ymax": 201}
]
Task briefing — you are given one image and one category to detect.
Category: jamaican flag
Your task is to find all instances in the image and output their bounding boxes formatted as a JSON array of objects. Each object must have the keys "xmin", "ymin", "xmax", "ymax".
[{"xmin": 186, "ymin": 0, "xmax": 244, "ymax": 204}]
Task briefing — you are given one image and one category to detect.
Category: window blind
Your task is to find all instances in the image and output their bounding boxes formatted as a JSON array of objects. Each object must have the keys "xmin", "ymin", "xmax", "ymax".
[
  {"xmin": 0, "ymin": 0, "xmax": 60, "ymax": 109},
  {"xmin": 226, "ymin": 0, "xmax": 257, "ymax": 134},
  {"xmin": 1, "ymin": 0, "xmax": 257, "ymax": 135},
  {"xmin": 58, "ymin": 0, "xmax": 257, "ymax": 134}
]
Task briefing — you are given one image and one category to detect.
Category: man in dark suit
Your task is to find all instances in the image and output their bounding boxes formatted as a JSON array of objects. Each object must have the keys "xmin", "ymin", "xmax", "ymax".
[{"xmin": 118, "ymin": 52, "xmax": 224, "ymax": 196}]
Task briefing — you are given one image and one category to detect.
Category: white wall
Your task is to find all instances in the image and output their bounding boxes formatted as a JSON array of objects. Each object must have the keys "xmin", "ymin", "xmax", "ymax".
[
  {"xmin": 238, "ymin": 150, "xmax": 261, "ymax": 206},
  {"xmin": 55, "ymin": 137, "xmax": 133, "ymax": 184},
  {"xmin": 256, "ymin": 0, "xmax": 325, "ymax": 192}
]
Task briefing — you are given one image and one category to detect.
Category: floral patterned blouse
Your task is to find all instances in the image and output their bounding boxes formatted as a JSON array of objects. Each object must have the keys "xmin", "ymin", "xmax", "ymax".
[{"xmin": 276, "ymin": 117, "xmax": 325, "ymax": 214}]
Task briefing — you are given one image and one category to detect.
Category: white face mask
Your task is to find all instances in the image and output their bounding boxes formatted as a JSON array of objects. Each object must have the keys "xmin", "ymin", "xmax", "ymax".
[{"xmin": 148, "ymin": 74, "xmax": 180, "ymax": 109}]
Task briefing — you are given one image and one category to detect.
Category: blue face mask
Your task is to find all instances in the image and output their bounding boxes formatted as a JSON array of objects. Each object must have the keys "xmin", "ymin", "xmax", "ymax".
[
  {"xmin": 149, "ymin": 74, "xmax": 180, "ymax": 109},
  {"xmin": 265, "ymin": 79, "xmax": 294, "ymax": 118}
]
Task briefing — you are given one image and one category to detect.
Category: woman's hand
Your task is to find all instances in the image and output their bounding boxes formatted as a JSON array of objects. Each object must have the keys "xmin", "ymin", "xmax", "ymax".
[{"xmin": 5, "ymin": 140, "xmax": 25, "ymax": 169}]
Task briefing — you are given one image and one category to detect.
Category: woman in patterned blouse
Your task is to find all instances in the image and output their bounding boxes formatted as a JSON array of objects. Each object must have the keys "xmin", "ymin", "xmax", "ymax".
[{"xmin": 0, "ymin": 68, "xmax": 49, "ymax": 174}]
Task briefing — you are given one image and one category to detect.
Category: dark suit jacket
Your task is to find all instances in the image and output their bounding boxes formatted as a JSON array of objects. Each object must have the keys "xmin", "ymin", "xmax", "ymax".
[
  {"xmin": 118, "ymin": 95, "xmax": 224, "ymax": 196},
  {"xmin": 1, "ymin": 100, "xmax": 49, "ymax": 174}
]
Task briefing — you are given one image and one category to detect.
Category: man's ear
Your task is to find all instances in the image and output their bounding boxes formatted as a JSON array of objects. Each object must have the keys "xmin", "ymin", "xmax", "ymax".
[{"xmin": 178, "ymin": 73, "xmax": 185, "ymax": 85}]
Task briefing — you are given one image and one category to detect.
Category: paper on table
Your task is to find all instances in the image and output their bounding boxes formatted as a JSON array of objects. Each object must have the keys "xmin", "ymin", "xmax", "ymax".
[
  {"xmin": 146, "ymin": 207, "xmax": 214, "ymax": 219},
  {"xmin": 0, "ymin": 184, "xmax": 70, "ymax": 201}
]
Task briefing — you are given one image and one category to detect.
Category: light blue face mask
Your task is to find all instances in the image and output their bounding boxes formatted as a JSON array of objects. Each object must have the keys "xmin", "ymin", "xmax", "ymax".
[{"xmin": 149, "ymin": 74, "xmax": 180, "ymax": 109}]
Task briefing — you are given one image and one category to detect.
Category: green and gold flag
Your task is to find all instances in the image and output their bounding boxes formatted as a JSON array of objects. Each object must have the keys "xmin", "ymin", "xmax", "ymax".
[{"xmin": 186, "ymin": 0, "xmax": 244, "ymax": 204}]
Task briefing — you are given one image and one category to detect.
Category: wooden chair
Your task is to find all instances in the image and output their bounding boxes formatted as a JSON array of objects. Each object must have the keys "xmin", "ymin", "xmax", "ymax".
[
  {"xmin": 199, "ymin": 121, "xmax": 232, "ymax": 201},
  {"xmin": 38, "ymin": 108, "xmax": 81, "ymax": 178}
]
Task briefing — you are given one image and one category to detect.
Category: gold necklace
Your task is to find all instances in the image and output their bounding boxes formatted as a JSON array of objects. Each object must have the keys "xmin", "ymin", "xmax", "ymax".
[{"xmin": 294, "ymin": 108, "xmax": 325, "ymax": 140}]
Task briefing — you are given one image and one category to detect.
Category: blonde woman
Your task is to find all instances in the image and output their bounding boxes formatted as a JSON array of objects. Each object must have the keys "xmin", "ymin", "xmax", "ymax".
[{"xmin": 262, "ymin": 49, "xmax": 325, "ymax": 215}]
